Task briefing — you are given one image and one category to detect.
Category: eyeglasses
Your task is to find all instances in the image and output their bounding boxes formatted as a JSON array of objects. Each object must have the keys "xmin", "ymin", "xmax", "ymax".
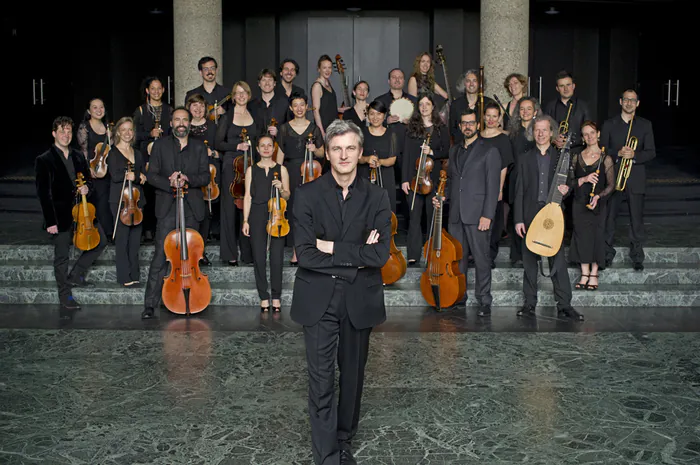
[
  {"xmin": 460, "ymin": 121, "xmax": 478, "ymax": 126},
  {"xmin": 622, "ymin": 98, "xmax": 638, "ymax": 103},
  {"xmin": 234, "ymin": 92, "xmax": 248, "ymax": 97},
  {"xmin": 202, "ymin": 66, "xmax": 217, "ymax": 72}
]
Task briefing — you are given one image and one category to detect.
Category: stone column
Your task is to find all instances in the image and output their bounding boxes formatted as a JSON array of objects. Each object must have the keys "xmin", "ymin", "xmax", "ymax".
[
  {"xmin": 480, "ymin": 0, "xmax": 529, "ymax": 107},
  {"xmin": 173, "ymin": 0, "xmax": 223, "ymax": 107}
]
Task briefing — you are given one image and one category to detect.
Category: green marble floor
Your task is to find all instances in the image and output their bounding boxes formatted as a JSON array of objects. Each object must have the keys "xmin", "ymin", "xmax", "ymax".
[{"xmin": 1, "ymin": 315, "xmax": 700, "ymax": 464}]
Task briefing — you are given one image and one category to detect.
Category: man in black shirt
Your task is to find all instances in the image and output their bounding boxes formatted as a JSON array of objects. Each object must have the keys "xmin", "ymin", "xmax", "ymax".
[
  {"xmin": 544, "ymin": 70, "xmax": 590, "ymax": 148},
  {"xmin": 375, "ymin": 68, "xmax": 417, "ymax": 126},
  {"xmin": 514, "ymin": 115, "xmax": 582, "ymax": 321},
  {"xmin": 449, "ymin": 70, "xmax": 495, "ymax": 143},
  {"xmin": 141, "ymin": 107, "xmax": 210, "ymax": 319},
  {"xmin": 248, "ymin": 69, "xmax": 289, "ymax": 138},
  {"xmin": 279, "ymin": 58, "xmax": 306, "ymax": 99},
  {"xmin": 184, "ymin": 56, "xmax": 231, "ymax": 123},
  {"xmin": 600, "ymin": 89, "xmax": 656, "ymax": 270}
]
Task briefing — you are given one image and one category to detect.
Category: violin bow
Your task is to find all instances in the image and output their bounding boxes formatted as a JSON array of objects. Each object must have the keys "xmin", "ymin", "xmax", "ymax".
[{"xmin": 112, "ymin": 168, "xmax": 129, "ymax": 241}]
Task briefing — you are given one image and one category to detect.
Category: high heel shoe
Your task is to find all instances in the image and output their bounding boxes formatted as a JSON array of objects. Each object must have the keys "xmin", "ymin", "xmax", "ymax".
[
  {"xmin": 575, "ymin": 275, "xmax": 589, "ymax": 290},
  {"xmin": 290, "ymin": 261, "xmax": 298, "ymax": 267},
  {"xmin": 260, "ymin": 304, "xmax": 270, "ymax": 312},
  {"xmin": 586, "ymin": 275, "xmax": 599, "ymax": 290},
  {"xmin": 228, "ymin": 260, "xmax": 238, "ymax": 267}
]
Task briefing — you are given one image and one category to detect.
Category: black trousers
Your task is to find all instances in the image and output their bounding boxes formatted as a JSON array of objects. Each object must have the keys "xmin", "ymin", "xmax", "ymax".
[
  {"xmin": 407, "ymin": 191, "xmax": 435, "ymax": 262},
  {"xmin": 91, "ymin": 177, "xmax": 114, "ymax": 242},
  {"xmin": 303, "ymin": 281, "xmax": 372, "ymax": 465},
  {"xmin": 111, "ymin": 203, "xmax": 142, "ymax": 284},
  {"xmin": 522, "ymin": 238, "xmax": 572, "ymax": 310},
  {"xmin": 449, "ymin": 221, "xmax": 492, "ymax": 305},
  {"xmin": 605, "ymin": 189, "xmax": 645, "ymax": 264},
  {"xmin": 220, "ymin": 153, "xmax": 252, "ymax": 263},
  {"xmin": 53, "ymin": 222, "xmax": 107, "ymax": 303},
  {"xmin": 489, "ymin": 200, "xmax": 504, "ymax": 262},
  {"xmin": 199, "ymin": 198, "xmax": 219, "ymax": 242},
  {"xmin": 142, "ymin": 183, "xmax": 157, "ymax": 237},
  {"xmin": 249, "ymin": 204, "xmax": 284, "ymax": 300},
  {"xmin": 143, "ymin": 210, "xmax": 200, "ymax": 309},
  {"xmin": 507, "ymin": 202, "xmax": 523, "ymax": 262}
]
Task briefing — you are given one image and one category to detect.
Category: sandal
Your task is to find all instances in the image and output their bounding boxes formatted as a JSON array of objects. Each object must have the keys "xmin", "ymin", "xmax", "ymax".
[
  {"xmin": 587, "ymin": 275, "xmax": 599, "ymax": 291},
  {"xmin": 575, "ymin": 275, "xmax": 589, "ymax": 289},
  {"xmin": 260, "ymin": 302, "xmax": 270, "ymax": 312}
]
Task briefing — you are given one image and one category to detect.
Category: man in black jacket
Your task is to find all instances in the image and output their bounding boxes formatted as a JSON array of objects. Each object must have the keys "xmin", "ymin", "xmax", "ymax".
[
  {"xmin": 292, "ymin": 119, "xmax": 391, "ymax": 465},
  {"xmin": 514, "ymin": 115, "xmax": 583, "ymax": 321},
  {"xmin": 439, "ymin": 109, "xmax": 501, "ymax": 316},
  {"xmin": 183, "ymin": 56, "xmax": 231, "ymax": 119},
  {"xmin": 544, "ymin": 70, "xmax": 590, "ymax": 148},
  {"xmin": 35, "ymin": 116, "xmax": 107, "ymax": 310},
  {"xmin": 141, "ymin": 107, "xmax": 210, "ymax": 319}
]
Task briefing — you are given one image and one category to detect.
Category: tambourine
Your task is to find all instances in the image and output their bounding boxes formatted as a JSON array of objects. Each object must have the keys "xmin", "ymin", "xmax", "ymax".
[{"xmin": 389, "ymin": 97, "xmax": 414, "ymax": 121}]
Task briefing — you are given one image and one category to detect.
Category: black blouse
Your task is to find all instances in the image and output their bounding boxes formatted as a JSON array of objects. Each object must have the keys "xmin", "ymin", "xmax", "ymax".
[
  {"xmin": 279, "ymin": 121, "xmax": 323, "ymax": 162},
  {"xmin": 108, "ymin": 147, "xmax": 146, "ymax": 206},
  {"xmin": 401, "ymin": 124, "xmax": 450, "ymax": 188}
]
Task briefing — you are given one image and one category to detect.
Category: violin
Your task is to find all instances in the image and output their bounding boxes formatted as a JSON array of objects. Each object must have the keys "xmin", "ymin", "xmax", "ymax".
[
  {"xmin": 420, "ymin": 170, "xmax": 466, "ymax": 310},
  {"xmin": 410, "ymin": 132, "xmax": 433, "ymax": 210},
  {"xmin": 72, "ymin": 172, "xmax": 101, "ymax": 251},
  {"xmin": 369, "ymin": 157, "xmax": 407, "ymax": 285},
  {"xmin": 207, "ymin": 94, "xmax": 233, "ymax": 122},
  {"xmin": 90, "ymin": 122, "xmax": 113, "ymax": 179},
  {"xmin": 118, "ymin": 162, "xmax": 143, "ymax": 227},
  {"xmin": 201, "ymin": 140, "xmax": 220, "ymax": 214},
  {"xmin": 300, "ymin": 133, "xmax": 322, "ymax": 183},
  {"xmin": 266, "ymin": 172, "xmax": 290, "ymax": 243},
  {"xmin": 162, "ymin": 178, "xmax": 211, "ymax": 316},
  {"xmin": 230, "ymin": 128, "xmax": 251, "ymax": 209}
]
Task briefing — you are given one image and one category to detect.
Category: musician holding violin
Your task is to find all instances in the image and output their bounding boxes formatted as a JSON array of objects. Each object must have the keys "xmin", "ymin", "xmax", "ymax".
[
  {"xmin": 241, "ymin": 135, "xmax": 290, "ymax": 313},
  {"xmin": 249, "ymin": 69, "xmax": 289, "ymax": 131},
  {"xmin": 184, "ymin": 57, "xmax": 231, "ymax": 121},
  {"xmin": 77, "ymin": 98, "xmax": 114, "ymax": 242},
  {"xmin": 359, "ymin": 100, "xmax": 398, "ymax": 212},
  {"xmin": 35, "ymin": 116, "xmax": 107, "ymax": 310},
  {"xmin": 108, "ymin": 117, "xmax": 147, "ymax": 287},
  {"xmin": 275, "ymin": 92, "xmax": 324, "ymax": 265},
  {"xmin": 401, "ymin": 93, "xmax": 450, "ymax": 266},
  {"xmin": 142, "ymin": 107, "xmax": 210, "ymax": 320}
]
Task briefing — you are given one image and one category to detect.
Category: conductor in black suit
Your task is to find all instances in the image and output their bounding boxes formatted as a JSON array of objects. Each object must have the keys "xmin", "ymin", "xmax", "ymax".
[
  {"xmin": 141, "ymin": 107, "xmax": 210, "ymax": 319},
  {"xmin": 291, "ymin": 119, "xmax": 392, "ymax": 465},
  {"xmin": 437, "ymin": 109, "xmax": 501, "ymax": 316},
  {"xmin": 514, "ymin": 115, "xmax": 582, "ymax": 321}
]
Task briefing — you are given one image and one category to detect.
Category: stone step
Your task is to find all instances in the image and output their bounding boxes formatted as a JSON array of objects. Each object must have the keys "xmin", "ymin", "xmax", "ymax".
[
  {"xmin": 0, "ymin": 281, "xmax": 697, "ymax": 307},
  {"xmin": 1, "ymin": 261, "xmax": 698, "ymax": 286},
  {"xmin": 1, "ymin": 245, "xmax": 698, "ymax": 264}
]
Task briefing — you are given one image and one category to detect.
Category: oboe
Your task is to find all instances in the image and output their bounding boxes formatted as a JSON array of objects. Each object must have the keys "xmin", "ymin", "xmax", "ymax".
[{"xmin": 586, "ymin": 147, "xmax": 605, "ymax": 210}]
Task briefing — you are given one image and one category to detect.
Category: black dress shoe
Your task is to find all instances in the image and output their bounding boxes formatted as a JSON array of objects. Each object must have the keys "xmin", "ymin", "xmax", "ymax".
[
  {"xmin": 517, "ymin": 304, "xmax": 536, "ymax": 317},
  {"xmin": 633, "ymin": 262, "xmax": 644, "ymax": 271},
  {"xmin": 491, "ymin": 261, "xmax": 496, "ymax": 269},
  {"xmin": 511, "ymin": 259, "xmax": 523, "ymax": 268},
  {"xmin": 68, "ymin": 275, "xmax": 95, "ymax": 287},
  {"xmin": 141, "ymin": 307, "xmax": 156, "ymax": 319},
  {"xmin": 560, "ymin": 306, "xmax": 584, "ymax": 321},
  {"xmin": 340, "ymin": 449, "xmax": 357, "ymax": 465},
  {"xmin": 407, "ymin": 260, "xmax": 418, "ymax": 267},
  {"xmin": 60, "ymin": 295, "xmax": 81, "ymax": 310},
  {"xmin": 477, "ymin": 305, "xmax": 491, "ymax": 317}
]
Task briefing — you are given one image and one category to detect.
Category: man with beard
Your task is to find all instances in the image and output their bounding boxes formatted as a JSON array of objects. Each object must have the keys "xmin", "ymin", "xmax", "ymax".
[
  {"xmin": 449, "ymin": 69, "xmax": 495, "ymax": 143},
  {"xmin": 279, "ymin": 58, "xmax": 306, "ymax": 99},
  {"xmin": 184, "ymin": 56, "xmax": 231, "ymax": 122},
  {"xmin": 141, "ymin": 107, "xmax": 210, "ymax": 319}
]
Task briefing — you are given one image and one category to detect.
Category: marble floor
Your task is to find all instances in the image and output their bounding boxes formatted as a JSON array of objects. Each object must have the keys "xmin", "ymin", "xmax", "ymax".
[{"xmin": 1, "ymin": 305, "xmax": 700, "ymax": 464}]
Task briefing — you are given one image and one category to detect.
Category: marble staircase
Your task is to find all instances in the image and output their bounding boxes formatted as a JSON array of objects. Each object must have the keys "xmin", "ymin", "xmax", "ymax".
[{"xmin": 0, "ymin": 244, "xmax": 698, "ymax": 307}]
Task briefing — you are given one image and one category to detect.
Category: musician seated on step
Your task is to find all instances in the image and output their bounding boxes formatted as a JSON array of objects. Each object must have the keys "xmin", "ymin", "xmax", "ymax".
[
  {"xmin": 35, "ymin": 116, "xmax": 107, "ymax": 310},
  {"xmin": 450, "ymin": 70, "xmax": 495, "ymax": 143},
  {"xmin": 513, "ymin": 115, "xmax": 583, "ymax": 321},
  {"xmin": 543, "ymin": 70, "xmax": 590, "ymax": 149}
]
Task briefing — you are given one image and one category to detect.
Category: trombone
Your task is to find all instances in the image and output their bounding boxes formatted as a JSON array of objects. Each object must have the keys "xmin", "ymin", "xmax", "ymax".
[{"xmin": 615, "ymin": 116, "xmax": 638, "ymax": 191}]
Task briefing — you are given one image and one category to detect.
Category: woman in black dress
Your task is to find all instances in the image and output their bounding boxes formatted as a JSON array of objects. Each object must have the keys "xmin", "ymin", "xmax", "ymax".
[
  {"xmin": 276, "ymin": 92, "xmax": 324, "ymax": 264},
  {"xmin": 242, "ymin": 135, "xmax": 290, "ymax": 313},
  {"xmin": 215, "ymin": 81, "xmax": 261, "ymax": 266},
  {"xmin": 407, "ymin": 52, "xmax": 448, "ymax": 100},
  {"xmin": 187, "ymin": 93, "xmax": 220, "ymax": 265},
  {"xmin": 359, "ymin": 100, "xmax": 398, "ymax": 212},
  {"xmin": 77, "ymin": 98, "xmax": 114, "ymax": 242},
  {"xmin": 569, "ymin": 121, "xmax": 615, "ymax": 291},
  {"xmin": 502, "ymin": 73, "xmax": 527, "ymax": 131},
  {"xmin": 311, "ymin": 54, "xmax": 347, "ymax": 138},
  {"xmin": 344, "ymin": 80, "xmax": 370, "ymax": 128},
  {"xmin": 108, "ymin": 117, "xmax": 146, "ymax": 287},
  {"xmin": 400, "ymin": 93, "xmax": 450, "ymax": 265}
]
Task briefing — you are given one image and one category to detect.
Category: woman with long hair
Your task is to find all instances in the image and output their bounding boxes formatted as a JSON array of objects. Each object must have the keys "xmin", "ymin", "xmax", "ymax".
[
  {"xmin": 343, "ymin": 80, "xmax": 370, "ymax": 128},
  {"xmin": 311, "ymin": 54, "xmax": 348, "ymax": 138},
  {"xmin": 407, "ymin": 52, "xmax": 448, "ymax": 100}
]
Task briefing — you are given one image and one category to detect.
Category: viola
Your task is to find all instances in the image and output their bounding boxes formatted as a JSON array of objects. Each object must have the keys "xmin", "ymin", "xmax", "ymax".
[
  {"xmin": 300, "ymin": 133, "xmax": 322, "ymax": 183},
  {"xmin": 90, "ymin": 122, "xmax": 114, "ymax": 179},
  {"xmin": 206, "ymin": 94, "xmax": 233, "ymax": 122},
  {"xmin": 201, "ymin": 140, "xmax": 220, "ymax": 214},
  {"xmin": 410, "ymin": 132, "xmax": 433, "ymax": 210},
  {"xmin": 162, "ymin": 179, "xmax": 211, "ymax": 316},
  {"xmin": 230, "ymin": 128, "xmax": 251, "ymax": 209},
  {"xmin": 266, "ymin": 171, "xmax": 290, "ymax": 241},
  {"xmin": 419, "ymin": 170, "xmax": 466, "ymax": 310},
  {"xmin": 118, "ymin": 162, "xmax": 143, "ymax": 227},
  {"xmin": 72, "ymin": 172, "xmax": 101, "ymax": 251}
]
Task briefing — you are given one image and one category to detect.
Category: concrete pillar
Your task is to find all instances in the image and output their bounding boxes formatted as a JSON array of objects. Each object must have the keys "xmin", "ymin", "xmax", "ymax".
[
  {"xmin": 173, "ymin": 0, "xmax": 223, "ymax": 107},
  {"xmin": 480, "ymin": 0, "xmax": 529, "ymax": 105}
]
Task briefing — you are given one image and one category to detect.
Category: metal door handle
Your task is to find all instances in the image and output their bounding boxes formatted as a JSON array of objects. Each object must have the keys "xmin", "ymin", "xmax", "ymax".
[
  {"xmin": 664, "ymin": 79, "xmax": 671, "ymax": 106},
  {"xmin": 675, "ymin": 79, "xmax": 680, "ymax": 106},
  {"xmin": 40, "ymin": 79, "xmax": 44, "ymax": 105},
  {"xmin": 538, "ymin": 77, "xmax": 542, "ymax": 104},
  {"xmin": 32, "ymin": 79, "xmax": 37, "ymax": 105},
  {"xmin": 167, "ymin": 76, "xmax": 172, "ymax": 104}
]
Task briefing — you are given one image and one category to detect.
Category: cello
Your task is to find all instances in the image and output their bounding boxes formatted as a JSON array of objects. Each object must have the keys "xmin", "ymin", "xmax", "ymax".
[
  {"xmin": 90, "ymin": 122, "xmax": 114, "ymax": 179},
  {"xmin": 420, "ymin": 170, "xmax": 466, "ymax": 310},
  {"xmin": 201, "ymin": 140, "xmax": 220, "ymax": 215},
  {"xmin": 409, "ymin": 132, "xmax": 433, "ymax": 210},
  {"xmin": 369, "ymin": 156, "xmax": 407, "ymax": 285},
  {"xmin": 162, "ymin": 177, "xmax": 211, "ymax": 316},
  {"xmin": 72, "ymin": 172, "xmax": 101, "ymax": 251},
  {"xmin": 300, "ymin": 132, "xmax": 322, "ymax": 183},
  {"xmin": 230, "ymin": 128, "xmax": 251, "ymax": 209}
]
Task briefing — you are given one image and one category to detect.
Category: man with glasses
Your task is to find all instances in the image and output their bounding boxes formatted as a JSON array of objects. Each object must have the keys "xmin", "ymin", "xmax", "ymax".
[
  {"xmin": 434, "ymin": 109, "xmax": 501, "ymax": 316},
  {"xmin": 184, "ymin": 56, "xmax": 231, "ymax": 122},
  {"xmin": 600, "ymin": 89, "xmax": 656, "ymax": 271}
]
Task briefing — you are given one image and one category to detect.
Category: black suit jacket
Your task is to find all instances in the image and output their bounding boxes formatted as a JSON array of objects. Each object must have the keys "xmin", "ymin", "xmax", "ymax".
[
  {"xmin": 447, "ymin": 138, "xmax": 501, "ymax": 225},
  {"xmin": 600, "ymin": 115, "xmax": 655, "ymax": 194},
  {"xmin": 147, "ymin": 136, "xmax": 209, "ymax": 221},
  {"xmin": 514, "ymin": 145, "xmax": 571, "ymax": 227},
  {"xmin": 543, "ymin": 96, "xmax": 590, "ymax": 147},
  {"xmin": 133, "ymin": 104, "xmax": 173, "ymax": 160},
  {"xmin": 35, "ymin": 145, "xmax": 92, "ymax": 232},
  {"xmin": 291, "ymin": 172, "xmax": 392, "ymax": 329}
]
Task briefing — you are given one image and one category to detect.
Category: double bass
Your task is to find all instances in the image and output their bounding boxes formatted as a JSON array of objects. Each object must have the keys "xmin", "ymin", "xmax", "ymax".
[
  {"xmin": 410, "ymin": 132, "xmax": 433, "ymax": 210},
  {"xmin": 300, "ymin": 133, "xmax": 322, "ymax": 183},
  {"xmin": 162, "ymin": 177, "xmax": 211, "ymax": 316},
  {"xmin": 369, "ymin": 157, "xmax": 407, "ymax": 285},
  {"xmin": 90, "ymin": 122, "xmax": 114, "ymax": 178},
  {"xmin": 72, "ymin": 172, "xmax": 101, "ymax": 251},
  {"xmin": 230, "ymin": 128, "xmax": 251, "ymax": 209},
  {"xmin": 334, "ymin": 55, "xmax": 352, "ymax": 118},
  {"xmin": 420, "ymin": 170, "xmax": 466, "ymax": 310},
  {"xmin": 201, "ymin": 140, "xmax": 220, "ymax": 215}
]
